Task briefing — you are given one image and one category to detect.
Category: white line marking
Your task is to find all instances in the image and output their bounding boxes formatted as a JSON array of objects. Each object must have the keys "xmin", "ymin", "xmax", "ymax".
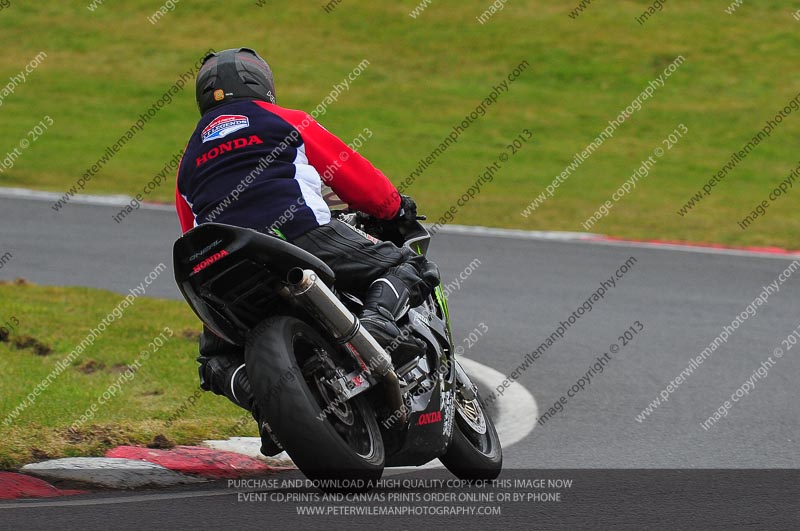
[
  {"xmin": 582, "ymin": 238, "xmax": 800, "ymax": 261},
  {"xmin": 0, "ymin": 187, "xmax": 174, "ymax": 211},
  {"xmin": 2, "ymin": 186, "xmax": 798, "ymax": 260},
  {"xmin": 434, "ymin": 225, "xmax": 800, "ymax": 260},
  {"xmin": 433, "ymin": 223, "xmax": 599, "ymax": 241},
  {"xmin": 459, "ymin": 356, "xmax": 538, "ymax": 449},
  {"xmin": 0, "ymin": 488, "xmax": 238, "ymax": 509}
]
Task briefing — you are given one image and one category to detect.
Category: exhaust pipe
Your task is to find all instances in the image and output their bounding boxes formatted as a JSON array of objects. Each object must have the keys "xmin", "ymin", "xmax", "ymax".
[{"xmin": 285, "ymin": 268, "xmax": 407, "ymax": 423}]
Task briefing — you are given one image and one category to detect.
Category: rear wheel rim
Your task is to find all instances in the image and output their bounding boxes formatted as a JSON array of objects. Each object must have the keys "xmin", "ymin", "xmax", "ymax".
[{"xmin": 295, "ymin": 333, "xmax": 377, "ymax": 460}]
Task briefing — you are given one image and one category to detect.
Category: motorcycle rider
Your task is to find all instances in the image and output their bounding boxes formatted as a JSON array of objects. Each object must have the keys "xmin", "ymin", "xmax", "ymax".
[{"xmin": 174, "ymin": 48, "xmax": 440, "ymax": 455}]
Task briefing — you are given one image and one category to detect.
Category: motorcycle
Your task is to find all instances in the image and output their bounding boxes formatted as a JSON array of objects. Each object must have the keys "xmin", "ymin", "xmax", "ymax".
[{"xmin": 172, "ymin": 212, "xmax": 502, "ymax": 487}]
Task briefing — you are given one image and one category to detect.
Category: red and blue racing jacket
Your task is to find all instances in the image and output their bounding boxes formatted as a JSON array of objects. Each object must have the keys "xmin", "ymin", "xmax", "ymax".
[{"xmin": 175, "ymin": 99, "xmax": 400, "ymax": 239}]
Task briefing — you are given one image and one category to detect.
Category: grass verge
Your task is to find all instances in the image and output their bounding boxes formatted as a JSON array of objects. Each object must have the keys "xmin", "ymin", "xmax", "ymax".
[
  {"xmin": 0, "ymin": 3, "xmax": 798, "ymax": 246},
  {"xmin": 0, "ymin": 280, "xmax": 255, "ymax": 470}
]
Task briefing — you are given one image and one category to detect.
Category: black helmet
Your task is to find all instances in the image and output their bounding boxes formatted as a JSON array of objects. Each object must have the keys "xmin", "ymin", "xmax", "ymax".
[{"xmin": 195, "ymin": 48, "xmax": 276, "ymax": 116}]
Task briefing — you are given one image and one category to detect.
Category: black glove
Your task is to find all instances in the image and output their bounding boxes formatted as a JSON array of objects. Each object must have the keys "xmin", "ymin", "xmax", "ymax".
[{"xmin": 393, "ymin": 194, "xmax": 418, "ymax": 223}]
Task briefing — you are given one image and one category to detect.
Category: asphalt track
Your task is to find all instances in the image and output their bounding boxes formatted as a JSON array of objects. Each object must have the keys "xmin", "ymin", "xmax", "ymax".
[{"xmin": 2, "ymin": 194, "xmax": 800, "ymax": 529}]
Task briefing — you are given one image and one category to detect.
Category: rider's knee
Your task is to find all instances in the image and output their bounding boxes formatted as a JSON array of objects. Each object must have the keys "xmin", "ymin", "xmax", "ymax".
[{"xmin": 389, "ymin": 260, "xmax": 440, "ymax": 307}]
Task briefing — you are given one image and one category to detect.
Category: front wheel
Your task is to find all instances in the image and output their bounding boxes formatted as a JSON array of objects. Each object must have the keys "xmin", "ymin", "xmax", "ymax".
[
  {"xmin": 439, "ymin": 362, "xmax": 502, "ymax": 480},
  {"xmin": 245, "ymin": 315, "xmax": 384, "ymax": 487}
]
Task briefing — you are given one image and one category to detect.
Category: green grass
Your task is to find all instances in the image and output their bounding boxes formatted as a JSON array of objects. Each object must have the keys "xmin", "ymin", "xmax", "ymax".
[
  {"xmin": 1, "ymin": 2, "xmax": 799, "ymax": 246},
  {"xmin": 0, "ymin": 281, "xmax": 256, "ymax": 469}
]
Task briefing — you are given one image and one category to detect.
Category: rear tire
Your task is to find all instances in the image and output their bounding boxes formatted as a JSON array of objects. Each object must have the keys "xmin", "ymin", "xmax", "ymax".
[
  {"xmin": 245, "ymin": 316, "xmax": 384, "ymax": 488},
  {"xmin": 439, "ymin": 363, "xmax": 502, "ymax": 480}
]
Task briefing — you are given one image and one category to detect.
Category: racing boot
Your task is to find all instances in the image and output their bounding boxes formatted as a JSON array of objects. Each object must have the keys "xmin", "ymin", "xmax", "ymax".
[
  {"xmin": 253, "ymin": 406, "xmax": 284, "ymax": 457},
  {"xmin": 359, "ymin": 273, "xmax": 425, "ymax": 365},
  {"xmin": 197, "ymin": 335, "xmax": 283, "ymax": 457}
]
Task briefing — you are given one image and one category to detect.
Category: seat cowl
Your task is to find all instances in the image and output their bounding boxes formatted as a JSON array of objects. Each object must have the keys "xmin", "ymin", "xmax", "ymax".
[{"xmin": 173, "ymin": 223, "xmax": 335, "ymax": 285}]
